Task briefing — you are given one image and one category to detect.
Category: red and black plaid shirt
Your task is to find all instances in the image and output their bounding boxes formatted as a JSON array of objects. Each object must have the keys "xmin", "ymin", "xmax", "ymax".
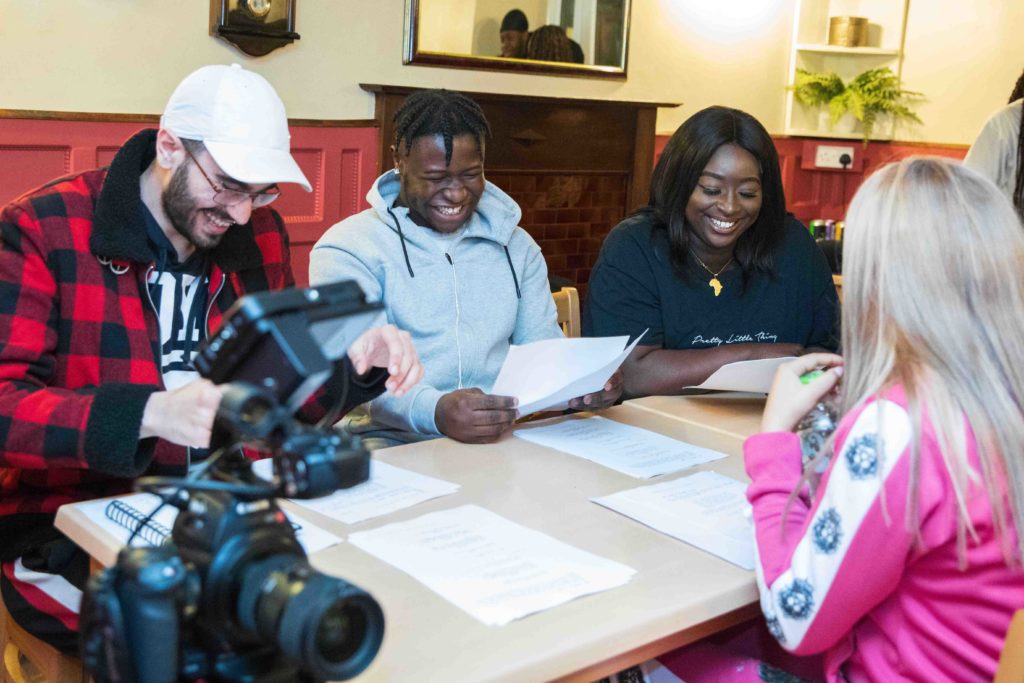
[{"xmin": 0, "ymin": 129, "xmax": 381, "ymax": 555}]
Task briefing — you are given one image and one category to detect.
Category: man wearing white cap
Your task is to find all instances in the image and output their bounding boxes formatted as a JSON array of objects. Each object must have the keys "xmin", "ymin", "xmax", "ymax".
[{"xmin": 0, "ymin": 64, "xmax": 421, "ymax": 652}]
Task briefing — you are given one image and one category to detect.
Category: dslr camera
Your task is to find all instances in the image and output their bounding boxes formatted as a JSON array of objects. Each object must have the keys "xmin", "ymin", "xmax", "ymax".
[{"xmin": 79, "ymin": 281, "xmax": 386, "ymax": 683}]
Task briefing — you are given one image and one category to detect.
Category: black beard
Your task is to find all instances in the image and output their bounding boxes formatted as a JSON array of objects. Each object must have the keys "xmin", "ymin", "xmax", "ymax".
[{"xmin": 161, "ymin": 165, "xmax": 231, "ymax": 252}]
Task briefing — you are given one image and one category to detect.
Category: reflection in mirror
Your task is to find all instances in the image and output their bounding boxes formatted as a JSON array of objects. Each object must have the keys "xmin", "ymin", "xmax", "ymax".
[{"xmin": 406, "ymin": 0, "xmax": 631, "ymax": 78}]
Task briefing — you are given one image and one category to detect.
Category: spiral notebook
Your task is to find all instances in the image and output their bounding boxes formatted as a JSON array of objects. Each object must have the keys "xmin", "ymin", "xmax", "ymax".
[
  {"xmin": 104, "ymin": 498, "xmax": 174, "ymax": 546},
  {"xmin": 72, "ymin": 492, "xmax": 343, "ymax": 554}
]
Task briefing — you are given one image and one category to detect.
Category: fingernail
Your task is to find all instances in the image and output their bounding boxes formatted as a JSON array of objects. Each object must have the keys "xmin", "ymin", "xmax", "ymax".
[{"xmin": 834, "ymin": 367, "xmax": 844, "ymax": 377}]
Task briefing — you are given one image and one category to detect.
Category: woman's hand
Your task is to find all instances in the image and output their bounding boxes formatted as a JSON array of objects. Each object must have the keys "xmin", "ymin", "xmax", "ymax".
[
  {"xmin": 761, "ymin": 353, "xmax": 844, "ymax": 433},
  {"xmin": 348, "ymin": 324, "xmax": 424, "ymax": 396}
]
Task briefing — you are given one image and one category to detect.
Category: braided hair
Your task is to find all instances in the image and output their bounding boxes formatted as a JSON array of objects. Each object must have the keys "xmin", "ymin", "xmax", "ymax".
[
  {"xmin": 1011, "ymin": 68, "xmax": 1024, "ymax": 217},
  {"xmin": 393, "ymin": 90, "xmax": 491, "ymax": 166}
]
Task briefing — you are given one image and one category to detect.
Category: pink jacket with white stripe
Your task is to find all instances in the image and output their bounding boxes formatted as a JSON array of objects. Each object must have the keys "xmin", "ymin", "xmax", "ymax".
[{"xmin": 744, "ymin": 386, "xmax": 1024, "ymax": 682}]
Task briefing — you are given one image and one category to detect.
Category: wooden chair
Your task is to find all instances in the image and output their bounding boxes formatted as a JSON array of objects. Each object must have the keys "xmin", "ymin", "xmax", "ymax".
[
  {"xmin": 1, "ymin": 592, "xmax": 86, "ymax": 683},
  {"xmin": 996, "ymin": 609, "xmax": 1024, "ymax": 683},
  {"xmin": 552, "ymin": 286, "xmax": 581, "ymax": 338}
]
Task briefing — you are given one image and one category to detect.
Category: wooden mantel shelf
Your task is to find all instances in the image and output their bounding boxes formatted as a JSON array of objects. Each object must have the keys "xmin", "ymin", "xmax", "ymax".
[
  {"xmin": 359, "ymin": 83, "xmax": 680, "ymax": 112},
  {"xmin": 361, "ymin": 84, "xmax": 678, "ymax": 214}
]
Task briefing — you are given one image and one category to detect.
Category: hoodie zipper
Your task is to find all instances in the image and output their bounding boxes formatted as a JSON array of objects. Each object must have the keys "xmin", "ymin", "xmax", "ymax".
[{"xmin": 444, "ymin": 252, "xmax": 464, "ymax": 389}]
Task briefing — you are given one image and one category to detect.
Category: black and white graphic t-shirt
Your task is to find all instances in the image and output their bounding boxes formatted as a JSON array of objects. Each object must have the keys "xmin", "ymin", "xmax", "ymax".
[{"xmin": 142, "ymin": 207, "xmax": 210, "ymax": 392}]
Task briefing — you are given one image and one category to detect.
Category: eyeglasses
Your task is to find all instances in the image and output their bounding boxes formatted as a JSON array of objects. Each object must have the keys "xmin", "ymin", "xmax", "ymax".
[{"xmin": 183, "ymin": 146, "xmax": 281, "ymax": 208}]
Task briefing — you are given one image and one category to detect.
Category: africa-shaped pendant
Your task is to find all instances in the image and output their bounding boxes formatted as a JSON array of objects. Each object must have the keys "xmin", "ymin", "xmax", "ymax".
[{"xmin": 709, "ymin": 277, "xmax": 723, "ymax": 297}]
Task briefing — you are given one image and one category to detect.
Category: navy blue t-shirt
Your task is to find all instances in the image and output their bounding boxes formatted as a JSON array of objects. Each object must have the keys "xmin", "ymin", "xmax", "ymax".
[{"xmin": 582, "ymin": 213, "xmax": 840, "ymax": 351}]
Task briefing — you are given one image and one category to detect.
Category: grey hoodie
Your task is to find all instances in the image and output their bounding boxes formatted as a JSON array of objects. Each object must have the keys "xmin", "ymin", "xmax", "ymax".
[{"xmin": 310, "ymin": 170, "xmax": 561, "ymax": 444}]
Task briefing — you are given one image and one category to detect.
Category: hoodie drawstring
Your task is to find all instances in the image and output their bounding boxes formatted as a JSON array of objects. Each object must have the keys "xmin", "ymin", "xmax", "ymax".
[
  {"xmin": 385, "ymin": 207, "xmax": 521, "ymax": 299},
  {"xmin": 503, "ymin": 246, "xmax": 522, "ymax": 299},
  {"xmin": 387, "ymin": 207, "xmax": 416, "ymax": 278}
]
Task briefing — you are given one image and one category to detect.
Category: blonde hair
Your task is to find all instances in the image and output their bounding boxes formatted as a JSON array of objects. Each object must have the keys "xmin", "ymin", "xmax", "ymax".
[{"xmin": 841, "ymin": 156, "xmax": 1024, "ymax": 565}]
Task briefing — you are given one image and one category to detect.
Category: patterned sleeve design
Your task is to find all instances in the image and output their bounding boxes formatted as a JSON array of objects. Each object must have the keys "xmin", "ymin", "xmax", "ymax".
[{"xmin": 747, "ymin": 399, "xmax": 913, "ymax": 654}]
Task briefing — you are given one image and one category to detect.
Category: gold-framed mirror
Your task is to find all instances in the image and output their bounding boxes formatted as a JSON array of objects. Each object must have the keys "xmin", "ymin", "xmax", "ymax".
[{"xmin": 404, "ymin": 0, "xmax": 631, "ymax": 79}]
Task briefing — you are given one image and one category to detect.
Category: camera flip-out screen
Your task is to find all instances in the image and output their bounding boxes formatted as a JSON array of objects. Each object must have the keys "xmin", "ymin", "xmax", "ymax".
[{"xmin": 194, "ymin": 280, "xmax": 383, "ymax": 412}]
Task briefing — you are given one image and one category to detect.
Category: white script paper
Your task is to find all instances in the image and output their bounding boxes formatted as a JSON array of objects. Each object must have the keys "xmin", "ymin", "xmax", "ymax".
[
  {"xmin": 348, "ymin": 504, "xmax": 636, "ymax": 626},
  {"xmin": 491, "ymin": 332, "xmax": 646, "ymax": 416},
  {"xmin": 252, "ymin": 459, "xmax": 459, "ymax": 525},
  {"xmin": 514, "ymin": 415, "xmax": 727, "ymax": 478},
  {"xmin": 593, "ymin": 471, "xmax": 754, "ymax": 569},
  {"xmin": 688, "ymin": 356, "xmax": 797, "ymax": 393},
  {"xmin": 72, "ymin": 492, "xmax": 342, "ymax": 554}
]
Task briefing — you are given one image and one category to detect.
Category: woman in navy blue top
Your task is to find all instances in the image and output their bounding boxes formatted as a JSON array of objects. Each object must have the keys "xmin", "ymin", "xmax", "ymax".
[{"xmin": 583, "ymin": 106, "xmax": 839, "ymax": 398}]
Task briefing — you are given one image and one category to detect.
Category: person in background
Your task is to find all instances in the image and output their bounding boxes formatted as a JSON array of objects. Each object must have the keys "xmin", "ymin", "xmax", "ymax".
[
  {"xmin": 310, "ymin": 89, "xmax": 622, "ymax": 447},
  {"xmin": 526, "ymin": 24, "xmax": 576, "ymax": 63},
  {"xmin": 583, "ymin": 106, "xmax": 839, "ymax": 399},
  {"xmin": 568, "ymin": 34, "xmax": 585, "ymax": 64},
  {"xmin": 499, "ymin": 9, "xmax": 529, "ymax": 58},
  {"xmin": 964, "ymin": 66, "xmax": 1024, "ymax": 218},
  {"xmin": 655, "ymin": 157, "xmax": 1024, "ymax": 682},
  {"xmin": 0, "ymin": 64, "xmax": 421, "ymax": 653}
]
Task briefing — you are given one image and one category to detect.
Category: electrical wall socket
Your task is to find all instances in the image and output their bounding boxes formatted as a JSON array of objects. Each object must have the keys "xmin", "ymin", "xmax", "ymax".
[{"xmin": 814, "ymin": 144, "xmax": 856, "ymax": 169}]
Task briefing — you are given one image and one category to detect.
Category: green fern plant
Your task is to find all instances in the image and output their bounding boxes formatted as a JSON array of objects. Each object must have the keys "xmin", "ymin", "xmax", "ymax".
[
  {"xmin": 792, "ymin": 69, "xmax": 846, "ymax": 108},
  {"xmin": 791, "ymin": 67, "xmax": 923, "ymax": 143}
]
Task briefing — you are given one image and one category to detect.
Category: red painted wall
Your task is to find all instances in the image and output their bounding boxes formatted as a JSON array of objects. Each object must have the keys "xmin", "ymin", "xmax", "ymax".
[
  {"xmin": 654, "ymin": 134, "xmax": 968, "ymax": 225},
  {"xmin": 1, "ymin": 117, "xmax": 969, "ymax": 290},
  {"xmin": 0, "ymin": 118, "xmax": 378, "ymax": 286}
]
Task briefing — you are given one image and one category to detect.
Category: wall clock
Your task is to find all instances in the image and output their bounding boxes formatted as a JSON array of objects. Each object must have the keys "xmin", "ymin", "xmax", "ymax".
[{"xmin": 211, "ymin": 0, "xmax": 300, "ymax": 57}]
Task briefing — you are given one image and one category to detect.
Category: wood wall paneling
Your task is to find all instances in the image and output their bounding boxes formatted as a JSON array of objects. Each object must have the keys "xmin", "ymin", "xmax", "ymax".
[
  {"xmin": 0, "ymin": 145, "xmax": 73, "ymax": 198},
  {"xmin": 1, "ymin": 115, "xmax": 970, "ymax": 298},
  {"xmin": 0, "ymin": 118, "xmax": 378, "ymax": 287}
]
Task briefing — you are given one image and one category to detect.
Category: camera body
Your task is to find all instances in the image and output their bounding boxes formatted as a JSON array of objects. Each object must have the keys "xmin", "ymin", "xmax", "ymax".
[
  {"xmin": 80, "ymin": 282, "xmax": 386, "ymax": 683},
  {"xmin": 84, "ymin": 485, "xmax": 383, "ymax": 682},
  {"xmin": 81, "ymin": 545, "xmax": 195, "ymax": 682}
]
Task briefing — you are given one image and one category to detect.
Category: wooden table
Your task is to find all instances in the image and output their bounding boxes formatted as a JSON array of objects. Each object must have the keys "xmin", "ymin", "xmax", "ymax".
[
  {"xmin": 623, "ymin": 393, "xmax": 766, "ymax": 453},
  {"xmin": 56, "ymin": 403, "xmax": 765, "ymax": 683}
]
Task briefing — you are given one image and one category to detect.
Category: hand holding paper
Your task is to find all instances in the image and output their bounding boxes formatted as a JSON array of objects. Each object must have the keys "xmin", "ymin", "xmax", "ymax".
[
  {"xmin": 568, "ymin": 367, "xmax": 623, "ymax": 411},
  {"xmin": 491, "ymin": 332, "xmax": 645, "ymax": 416},
  {"xmin": 686, "ymin": 356, "xmax": 797, "ymax": 393},
  {"xmin": 435, "ymin": 388, "xmax": 519, "ymax": 444}
]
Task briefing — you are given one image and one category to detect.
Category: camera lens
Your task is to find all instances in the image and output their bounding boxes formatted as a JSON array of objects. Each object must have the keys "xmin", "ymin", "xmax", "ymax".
[
  {"xmin": 238, "ymin": 554, "xmax": 384, "ymax": 680},
  {"xmin": 316, "ymin": 601, "xmax": 366, "ymax": 664}
]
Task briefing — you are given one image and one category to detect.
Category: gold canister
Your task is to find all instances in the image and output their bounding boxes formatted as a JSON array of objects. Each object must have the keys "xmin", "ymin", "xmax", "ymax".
[{"xmin": 828, "ymin": 16, "xmax": 869, "ymax": 47}]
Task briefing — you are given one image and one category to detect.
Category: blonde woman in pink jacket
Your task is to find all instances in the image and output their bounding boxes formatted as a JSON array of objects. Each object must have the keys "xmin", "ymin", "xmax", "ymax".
[{"xmin": 647, "ymin": 158, "xmax": 1024, "ymax": 683}]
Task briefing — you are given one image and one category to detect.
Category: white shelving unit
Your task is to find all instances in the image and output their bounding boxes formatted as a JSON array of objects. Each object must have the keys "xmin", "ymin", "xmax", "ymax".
[{"xmin": 784, "ymin": 0, "xmax": 911, "ymax": 140}]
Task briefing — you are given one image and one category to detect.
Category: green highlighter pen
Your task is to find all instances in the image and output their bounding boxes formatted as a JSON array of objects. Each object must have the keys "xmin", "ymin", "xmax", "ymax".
[{"xmin": 800, "ymin": 369, "xmax": 825, "ymax": 384}]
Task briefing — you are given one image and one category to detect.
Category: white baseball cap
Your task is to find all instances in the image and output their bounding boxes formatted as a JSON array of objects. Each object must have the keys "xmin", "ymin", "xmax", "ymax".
[{"xmin": 160, "ymin": 64, "xmax": 311, "ymax": 192}]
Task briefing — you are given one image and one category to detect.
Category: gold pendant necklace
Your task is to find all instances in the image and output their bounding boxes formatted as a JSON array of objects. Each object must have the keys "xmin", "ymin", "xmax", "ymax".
[{"xmin": 689, "ymin": 249, "xmax": 733, "ymax": 297}]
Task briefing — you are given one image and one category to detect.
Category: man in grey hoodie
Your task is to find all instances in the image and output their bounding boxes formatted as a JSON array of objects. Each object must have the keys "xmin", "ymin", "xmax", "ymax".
[{"xmin": 310, "ymin": 90, "xmax": 622, "ymax": 446}]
